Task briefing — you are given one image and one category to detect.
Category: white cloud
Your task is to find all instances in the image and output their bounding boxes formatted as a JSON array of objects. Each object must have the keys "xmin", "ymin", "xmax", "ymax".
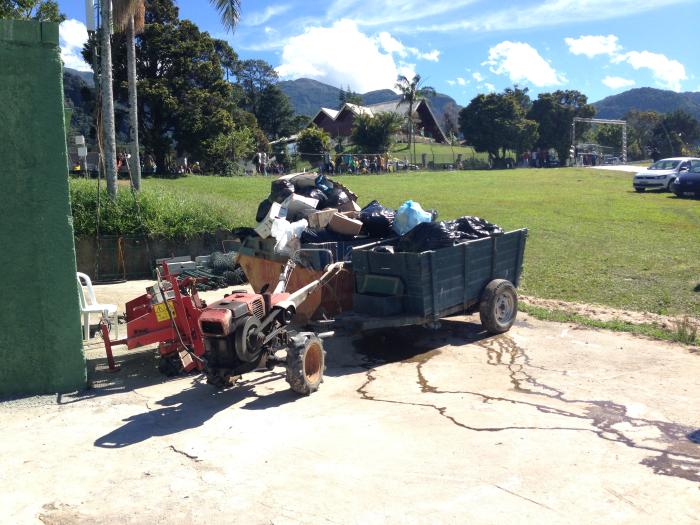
[
  {"xmin": 276, "ymin": 19, "xmax": 402, "ymax": 92},
  {"xmin": 447, "ymin": 77, "xmax": 467, "ymax": 87},
  {"xmin": 244, "ymin": 4, "xmax": 291, "ymax": 26},
  {"xmin": 565, "ymin": 35, "xmax": 621, "ymax": 58},
  {"xmin": 613, "ymin": 50, "xmax": 686, "ymax": 91},
  {"xmin": 602, "ymin": 76, "xmax": 635, "ymax": 89},
  {"xmin": 328, "ymin": 0, "xmax": 480, "ymax": 26},
  {"xmin": 59, "ymin": 19, "xmax": 90, "ymax": 72},
  {"xmin": 414, "ymin": 49, "xmax": 440, "ymax": 62},
  {"xmin": 378, "ymin": 31, "xmax": 407, "ymax": 57},
  {"xmin": 378, "ymin": 32, "xmax": 440, "ymax": 62},
  {"xmin": 483, "ymin": 83, "xmax": 496, "ymax": 92},
  {"xmin": 483, "ymin": 41, "xmax": 564, "ymax": 87},
  {"xmin": 415, "ymin": 0, "xmax": 691, "ymax": 33},
  {"xmin": 472, "ymin": 71, "xmax": 484, "ymax": 82}
]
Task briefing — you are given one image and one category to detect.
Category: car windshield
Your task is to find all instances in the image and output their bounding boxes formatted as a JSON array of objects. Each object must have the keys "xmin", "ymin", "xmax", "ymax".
[{"xmin": 649, "ymin": 160, "xmax": 680, "ymax": 170}]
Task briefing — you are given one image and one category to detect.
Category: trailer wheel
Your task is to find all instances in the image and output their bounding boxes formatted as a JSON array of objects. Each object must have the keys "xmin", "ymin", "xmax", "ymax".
[
  {"xmin": 285, "ymin": 334, "xmax": 325, "ymax": 395},
  {"xmin": 479, "ymin": 279, "xmax": 518, "ymax": 335}
]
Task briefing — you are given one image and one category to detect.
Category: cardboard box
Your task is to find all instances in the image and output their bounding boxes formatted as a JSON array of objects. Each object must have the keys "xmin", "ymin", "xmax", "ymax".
[
  {"xmin": 338, "ymin": 200, "xmax": 361, "ymax": 213},
  {"xmin": 282, "ymin": 194, "xmax": 319, "ymax": 219},
  {"xmin": 254, "ymin": 202, "xmax": 285, "ymax": 239},
  {"xmin": 328, "ymin": 212, "xmax": 363, "ymax": 236},
  {"xmin": 307, "ymin": 208, "xmax": 338, "ymax": 229},
  {"xmin": 340, "ymin": 210, "xmax": 360, "ymax": 220}
]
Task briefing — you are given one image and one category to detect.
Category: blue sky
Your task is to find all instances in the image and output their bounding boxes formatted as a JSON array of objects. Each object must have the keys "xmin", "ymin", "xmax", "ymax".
[{"xmin": 59, "ymin": 0, "xmax": 700, "ymax": 104}]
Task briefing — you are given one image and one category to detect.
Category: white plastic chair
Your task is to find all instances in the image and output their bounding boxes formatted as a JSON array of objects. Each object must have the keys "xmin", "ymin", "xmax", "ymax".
[{"xmin": 77, "ymin": 272, "xmax": 118, "ymax": 340}]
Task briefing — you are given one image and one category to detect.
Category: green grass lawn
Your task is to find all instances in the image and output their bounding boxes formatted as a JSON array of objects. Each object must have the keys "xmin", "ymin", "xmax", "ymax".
[{"xmin": 144, "ymin": 168, "xmax": 700, "ymax": 316}]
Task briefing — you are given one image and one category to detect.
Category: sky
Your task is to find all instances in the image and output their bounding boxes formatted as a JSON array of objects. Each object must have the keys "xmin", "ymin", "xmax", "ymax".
[{"xmin": 58, "ymin": 0, "xmax": 700, "ymax": 104}]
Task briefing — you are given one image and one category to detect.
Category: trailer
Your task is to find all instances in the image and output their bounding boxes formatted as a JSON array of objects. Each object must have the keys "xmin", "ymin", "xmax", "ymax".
[{"xmin": 334, "ymin": 228, "xmax": 528, "ymax": 333}]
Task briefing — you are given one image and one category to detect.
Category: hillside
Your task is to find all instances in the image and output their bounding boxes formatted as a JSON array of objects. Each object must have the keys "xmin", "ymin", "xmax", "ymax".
[
  {"xmin": 63, "ymin": 68, "xmax": 131, "ymax": 144},
  {"xmin": 63, "ymin": 68, "xmax": 94, "ymax": 143},
  {"xmin": 278, "ymin": 77, "xmax": 461, "ymax": 125},
  {"xmin": 593, "ymin": 87, "xmax": 700, "ymax": 120}
]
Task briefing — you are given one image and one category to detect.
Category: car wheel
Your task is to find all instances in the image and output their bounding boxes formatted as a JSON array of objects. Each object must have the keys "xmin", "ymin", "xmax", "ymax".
[{"xmin": 667, "ymin": 178, "xmax": 676, "ymax": 191}]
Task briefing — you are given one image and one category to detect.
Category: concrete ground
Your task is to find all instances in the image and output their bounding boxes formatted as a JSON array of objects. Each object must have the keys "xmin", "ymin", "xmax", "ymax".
[{"xmin": 1, "ymin": 281, "xmax": 699, "ymax": 524}]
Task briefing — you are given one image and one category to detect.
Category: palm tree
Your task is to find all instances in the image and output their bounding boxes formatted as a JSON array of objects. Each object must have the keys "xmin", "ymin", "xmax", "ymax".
[
  {"xmin": 111, "ymin": 0, "xmax": 240, "ymax": 189},
  {"xmin": 395, "ymin": 74, "xmax": 436, "ymax": 165},
  {"xmin": 209, "ymin": 0, "xmax": 241, "ymax": 32},
  {"xmin": 99, "ymin": 0, "xmax": 118, "ymax": 198},
  {"xmin": 114, "ymin": 0, "xmax": 145, "ymax": 190}
]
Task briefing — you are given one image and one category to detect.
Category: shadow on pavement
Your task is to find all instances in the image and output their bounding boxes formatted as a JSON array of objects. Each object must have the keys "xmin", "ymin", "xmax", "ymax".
[
  {"xmin": 58, "ymin": 348, "xmax": 177, "ymax": 405},
  {"xmin": 324, "ymin": 318, "xmax": 493, "ymax": 376},
  {"xmin": 94, "ymin": 373, "xmax": 292, "ymax": 448}
]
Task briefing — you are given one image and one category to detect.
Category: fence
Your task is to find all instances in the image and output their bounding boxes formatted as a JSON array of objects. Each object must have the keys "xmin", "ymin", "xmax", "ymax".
[{"xmin": 287, "ymin": 149, "xmax": 492, "ymax": 174}]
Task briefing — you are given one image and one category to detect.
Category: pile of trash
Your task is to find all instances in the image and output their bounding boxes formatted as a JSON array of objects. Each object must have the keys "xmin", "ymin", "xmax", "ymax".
[{"xmin": 252, "ymin": 173, "xmax": 502, "ymax": 255}]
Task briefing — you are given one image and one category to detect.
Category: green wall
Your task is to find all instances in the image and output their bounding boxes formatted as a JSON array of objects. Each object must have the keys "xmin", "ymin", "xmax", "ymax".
[{"xmin": 0, "ymin": 20, "xmax": 86, "ymax": 395}]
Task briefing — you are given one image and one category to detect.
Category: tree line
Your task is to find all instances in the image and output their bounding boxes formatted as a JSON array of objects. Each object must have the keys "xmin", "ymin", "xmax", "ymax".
[
  {"xmin": 458, "ymin": 86, "xmax": 700, "ymax": 165},
  {"xmin": 2, "ymin": 0, "xmax": 307, "ymax": 196}
]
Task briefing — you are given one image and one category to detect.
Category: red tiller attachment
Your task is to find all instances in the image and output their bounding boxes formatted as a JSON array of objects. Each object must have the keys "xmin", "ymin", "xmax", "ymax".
[{"xmin": 100, "ymin": 266, "xmax": 207, "ymax": 373}]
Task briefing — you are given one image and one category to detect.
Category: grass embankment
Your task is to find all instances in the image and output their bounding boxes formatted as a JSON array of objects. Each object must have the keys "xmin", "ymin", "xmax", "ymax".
[
  {"xmin": 142, "ymin": 168, "xmax": 700, "ymax": 317},
  {"xmin": 70, "ymin": 178, "xmax": 239, "ymax": 238}
]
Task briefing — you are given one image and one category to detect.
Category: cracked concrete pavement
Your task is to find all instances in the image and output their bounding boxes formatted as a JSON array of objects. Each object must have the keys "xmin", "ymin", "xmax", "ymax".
[{"xmin": 1, "ymin": 311, "xmax": 699, "ymax": 524}]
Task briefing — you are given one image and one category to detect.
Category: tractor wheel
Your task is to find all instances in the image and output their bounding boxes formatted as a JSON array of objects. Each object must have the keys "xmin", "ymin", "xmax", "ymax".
[
  {"xmin": 285, "ymin": 334, "xmax": 326, "ymax": 395},
  {"xmin": 479, "ymin": 279, "xmax": 518, "ymax": 335}
]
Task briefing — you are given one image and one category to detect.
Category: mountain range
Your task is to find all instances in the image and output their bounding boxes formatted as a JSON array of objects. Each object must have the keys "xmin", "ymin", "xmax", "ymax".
[
  {"xmin": 592, "ymin": 87, "xmax": 700, "ymax": 121},
  {"xmin": 278, "ymin": 77, "xmax": 460, "ymax": 124},
  {"xmin": 64, "ymin": 68, "xmax": 700, "ymax": 142}
]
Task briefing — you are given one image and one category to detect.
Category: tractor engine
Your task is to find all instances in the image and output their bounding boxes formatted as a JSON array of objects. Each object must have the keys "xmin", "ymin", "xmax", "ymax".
[{"xmin": 198, "ymin": 292, "xmax": 275, "ymax": 387}]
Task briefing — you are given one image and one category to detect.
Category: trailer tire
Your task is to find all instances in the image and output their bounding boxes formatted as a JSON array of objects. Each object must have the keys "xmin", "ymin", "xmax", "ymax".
[
  {"xmin": 286, "ymin": 334, "xmax": 326, "ymax": 395},
  {"xmin": 479, "ymin": 279, "xmax": 518, "ymax": 335}
]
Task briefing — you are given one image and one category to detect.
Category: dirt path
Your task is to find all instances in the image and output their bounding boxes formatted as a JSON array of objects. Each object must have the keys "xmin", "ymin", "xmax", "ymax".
[{"xmin": 521, "ymin": 295, "xmax": 699, "ymax": 331}]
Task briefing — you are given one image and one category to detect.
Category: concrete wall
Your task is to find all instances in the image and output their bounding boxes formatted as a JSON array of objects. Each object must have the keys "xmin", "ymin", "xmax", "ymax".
[
  {"xmin": 0, "ymin": 20, "xmax": 86, "ymax": 396},
  {"xmin": 75, "ymin": 230, "xmax": 240, "ymax": 281}
]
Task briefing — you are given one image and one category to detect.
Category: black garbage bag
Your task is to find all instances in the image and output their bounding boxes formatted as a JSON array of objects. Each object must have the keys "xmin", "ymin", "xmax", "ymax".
[
  {"xmin": 255, "ymin": 199, "xmax": 272, "ymax": 223},
  {"xmin": 396, "ymin": 221, "xmax": 464, "ymax": 253},
  {"xmin": 298, "ymin": 186, "xmax": 329, "ymax": 209},
  {"xmin": 270, "ymin": 178, "xmax": 294, "ymax": 203},
  {"xmin": 360, "ymin": 200, "xmax": 395, "ymax": 237},
  {"xmin": 324, "ymin": 187, "xmax": 350, "ymax": 208},
  {"xmin": 231, "ymin": 227, "xmax": 257, "ymax": 240},
  {"xmin": 448, "ymin": 216, "xmax": 503, "ymax": 239},
  {"xmin": 300, "ymin": 228, "xmax": 355, "ymax": 244}
]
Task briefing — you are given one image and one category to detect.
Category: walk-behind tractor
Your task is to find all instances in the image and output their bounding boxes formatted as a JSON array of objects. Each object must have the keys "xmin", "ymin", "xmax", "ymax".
[
  {"xmin": 101, "ymin": 254, "xmax": 342, "ymax": 395},
  {"xmin": 198, "ymin": 258, "xmax": 342, "ymax": 394}
]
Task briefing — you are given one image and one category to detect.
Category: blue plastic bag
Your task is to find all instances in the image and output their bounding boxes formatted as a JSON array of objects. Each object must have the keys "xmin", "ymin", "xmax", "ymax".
[{"xmin": 392, "ymin": 200, "xmax": 432, "ymax": 235}]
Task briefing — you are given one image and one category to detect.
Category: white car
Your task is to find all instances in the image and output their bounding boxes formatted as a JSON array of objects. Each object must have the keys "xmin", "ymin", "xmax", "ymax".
[{"xmin": 633, "ymin": 157, "xmax": 699, "ymax": 192}]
